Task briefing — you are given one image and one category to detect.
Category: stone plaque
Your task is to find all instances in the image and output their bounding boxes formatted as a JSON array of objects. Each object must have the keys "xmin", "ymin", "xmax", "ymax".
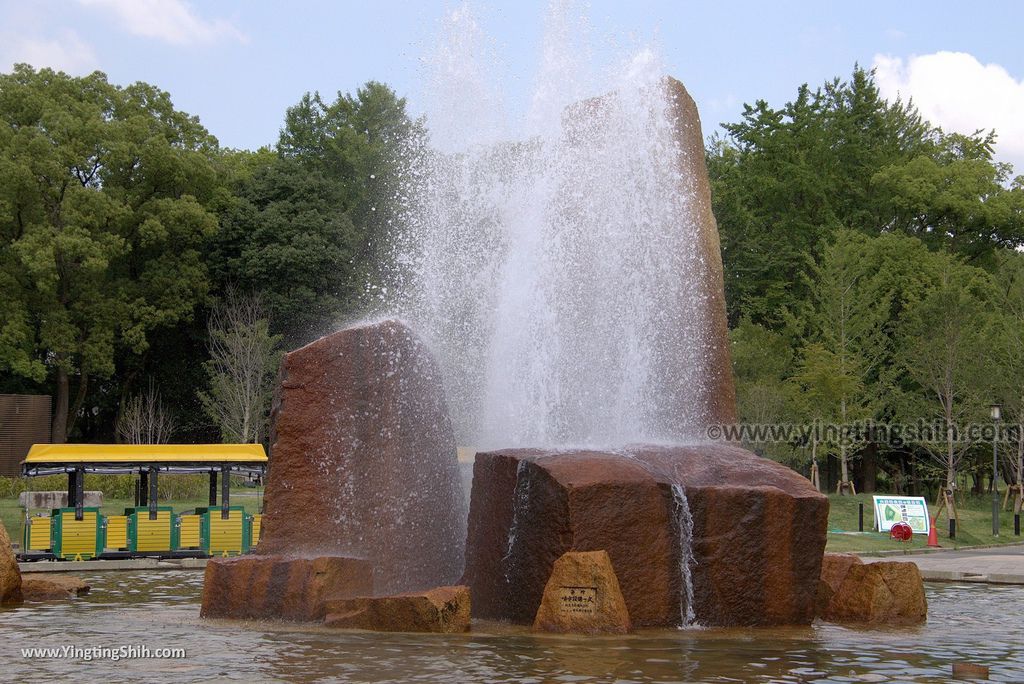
[
  {"xmin": 533, "ymin": 550, "xmax": 631, "ymax": 634},
  {"xmin": 558, "ymin": 586, "xmax": 597, "ymax": 615}
]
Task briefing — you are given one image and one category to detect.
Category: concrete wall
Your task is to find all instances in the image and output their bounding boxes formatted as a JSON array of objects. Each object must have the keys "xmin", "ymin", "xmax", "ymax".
[
  {"xmin": 19, "ymin": 491, "xmax": 103, "ymax": 509},
  {"xmin": 0, "ymin": 394, "xmax": 51, "ymax": 477}
]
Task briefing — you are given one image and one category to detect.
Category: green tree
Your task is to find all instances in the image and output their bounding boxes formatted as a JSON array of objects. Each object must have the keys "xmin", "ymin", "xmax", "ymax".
[
  {"xmin": 871, "ymin": 136, "xmax": 1024, "ymax": 262},
  {"xmin": 787, "ymin": 230, "xmax": 949, "ymax": 493},
  {"xmin": 730, "ymin": 318, "xmax": 800, "ymax": 464},
  {"xmin": 211, "ymin": 82, "xmax": 416, "ymax": 345},
  {"xmin": 708, "ymin": 66, "xmax": 936, "ymax": 326},
  {"xmin": 708, "ymin": 65, "xmax": 1021, "ymax": 329},
  {"xmin": 990, "ymin": 250, "xmax": 1024, "ymax": 511},
  {"xmin": 897, "ymin": 259, "xmax": 996, "ymax": 506},
  {"xmin": 211, "ymin": 156, "xmax": 360, "ymax": 341},
  {"xmin": 0, "ymin": 65, "xmax": 221, "ymax": 441}
]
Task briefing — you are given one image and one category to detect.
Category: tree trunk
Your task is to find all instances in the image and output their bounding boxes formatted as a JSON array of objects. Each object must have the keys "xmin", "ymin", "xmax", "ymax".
[
  {"xmin": 910, "ymin": 451, "xmax": 921, "ymax": 497},
  {"xmin": 838, "ymin": 444, "xmax": 851, "ymax": 494},
  {"xmin": 946, "ymin": 423, "xmax": 956, "ymax": 492},
  {"xmin": 66, "ymin": 373, "xmax": 88, "ymax": 439},
  {"xmin": 861, "ymin": 442, "xmax": 877, "ymax": 493},
  {"xmin": 1017, "ymin": 430, "xmax": 1023, "ymax": 488},
  {"xmin": 52, "ymin": 367, "xmax": 69, "ymax": 443}
]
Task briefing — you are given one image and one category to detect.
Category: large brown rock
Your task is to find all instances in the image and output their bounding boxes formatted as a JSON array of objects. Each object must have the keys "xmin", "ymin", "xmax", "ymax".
[
  {"xmin": 463, "ymin": 444, "xmax": 827, "ymax": 627},
  {"xmin": 533, "ymin": 550, "xmax": 630, "ymax": 634},
  {"xmin": 259, "ymin": 319, "xmax": 466, "ymax": 594},
  {"xmin": 20, "ymin": 574, "xmax": 90, "ymax": 600},
  {"xmin": 817, "ymin": 554, "xmax": 927, "ymax": 625},
  {"xmin": 0, "ymin": 522, "xmax": 22, "ymax": 605},
  {"xmin": 201, "ymin": 555, "xmax": 373, "ymax": 622},
  {"xmin": 323, "ymin": 585, "xmax": 470, "ymax": 633},
  {"xmin": 663, "ymin": 75, "xmax": 737, "ymax": 427}
]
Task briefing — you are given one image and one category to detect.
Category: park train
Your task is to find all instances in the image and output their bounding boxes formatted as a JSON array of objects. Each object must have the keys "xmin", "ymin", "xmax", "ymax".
[{"xmin": 18, "ymin": 444, "xmax": 266, "ymax": 560}]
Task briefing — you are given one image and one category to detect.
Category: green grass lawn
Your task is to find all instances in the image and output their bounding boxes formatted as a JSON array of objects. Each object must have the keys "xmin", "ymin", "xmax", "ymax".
[
  {"xmin": 1, "ymin": 490, "xmax": 265, "ymax": 549},
  {"xmin": 824, "ymin": 492, "xmax": 1024, "ymax": 554}
]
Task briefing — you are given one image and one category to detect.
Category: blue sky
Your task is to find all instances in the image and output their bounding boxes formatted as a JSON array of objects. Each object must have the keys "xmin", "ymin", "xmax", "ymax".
[{"xmin": 2, "ymin": 1, "xmax": 1022, "ymax": 171}]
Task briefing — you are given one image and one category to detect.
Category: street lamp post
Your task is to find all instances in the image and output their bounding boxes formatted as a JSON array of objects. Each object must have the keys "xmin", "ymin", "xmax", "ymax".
[{"xmin": 992, "ymin": 404, "xmax": 1002, "ymax": 537}]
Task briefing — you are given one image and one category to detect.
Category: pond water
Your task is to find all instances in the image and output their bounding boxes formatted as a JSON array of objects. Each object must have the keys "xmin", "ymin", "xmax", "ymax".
[{"xmin": 1, "ymin": 571, "xmax": 1021, "ymax": 682}]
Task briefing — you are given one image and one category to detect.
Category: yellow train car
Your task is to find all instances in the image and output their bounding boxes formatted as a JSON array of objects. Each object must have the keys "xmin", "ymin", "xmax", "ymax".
[
  {"xmin": 250, "ymin": 513, "xmax": 263, "ymax": 546},
  {"xmin": 19, "ymin": 444, "xmax": 267, "ymax": 561},
  {"xmin": 24, "ymin": 515, "xmax": 51, "ymax": 552},
  {"xmin": 176, "ymin": 513, "xmax": 201, "ymax": 549},
  {"xmin": 104, "ymin": 515, "xmax": 128, "ymax": 551},
  {"xmin": 51, "ymin": 508, "xmax": 101, "ymax": 560}
]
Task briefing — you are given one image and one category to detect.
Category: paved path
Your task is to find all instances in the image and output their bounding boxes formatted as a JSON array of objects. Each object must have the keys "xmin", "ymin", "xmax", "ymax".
[
  {"xmin": 17, "ymin": 557, "xmax": 208, "ymax": 573},
  {"xmin": 862, "ymin": 544, "xmax": 1024, "ymax": 584}
]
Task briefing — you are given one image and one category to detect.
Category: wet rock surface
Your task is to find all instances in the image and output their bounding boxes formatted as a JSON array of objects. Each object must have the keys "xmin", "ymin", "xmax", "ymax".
[
  {"xmin": 323, "ymin": 585, "xmax": 471, "ymax": 633},
  {"xmin": 0, "ymin": 523, "xmax": 21, "ymax": 605},
  {"xmin": 662, "ymin": 75, "xmax": 737, "ymax": 427},
  {"xmin": 817, "ymin": 553, "xmax": 927, "ymax": 625},
  {"xmin": 259, "ymin": 319, "xmax": 466, "ymax": 594},
  {"xmin": 463, "ymin": 444, "xmax": 828, "ymax": 627},
  {"xmin": 20, "ymin": 574, "xmax": 90, "ymax": 600},
  {"xmin": 201, "ymin": 555, "xmax": 373, "ymax": 622},
  {"xmin": 532, "ymin": 550, "xmax": 631, "ymax": 634}
]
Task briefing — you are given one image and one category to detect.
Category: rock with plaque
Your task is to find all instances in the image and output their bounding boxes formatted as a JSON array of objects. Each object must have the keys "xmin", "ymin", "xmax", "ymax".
[{"xmin": 532, "ymin": 550, "xmax": 630, "ymax": 634}]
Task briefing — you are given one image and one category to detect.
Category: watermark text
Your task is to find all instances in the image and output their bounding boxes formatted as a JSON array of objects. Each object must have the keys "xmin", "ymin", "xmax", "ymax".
[{"xmin": 20, "ymin": 644, "xmax": 186, "ymax": 662}]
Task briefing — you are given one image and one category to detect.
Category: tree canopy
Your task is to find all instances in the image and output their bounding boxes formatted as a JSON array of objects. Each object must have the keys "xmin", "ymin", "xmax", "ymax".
[{"xmin": 0, "ymin": 65, "xmax": 221, "ymax": 441}]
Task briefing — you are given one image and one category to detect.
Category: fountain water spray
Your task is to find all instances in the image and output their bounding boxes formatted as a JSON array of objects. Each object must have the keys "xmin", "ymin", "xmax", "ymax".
[{"xmin": 387, "ymin": 3, "xmax": 724, "ymax": 451}]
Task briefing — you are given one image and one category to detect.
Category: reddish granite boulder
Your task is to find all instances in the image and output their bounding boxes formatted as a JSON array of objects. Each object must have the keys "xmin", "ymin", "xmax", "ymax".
[
  {"xmin": 201, "ymin": 555, "xmax": 373, "ymax": 622},
  {"xmin": 323, "ymin": 585, "xmax": 470, "ymax": 633},
  {"xmin": 259, "ymin": 319, "xmax": 466, "ymax": 594},
  {"xmin": 463, "ymin": 444, "xmax": 827, "ymax": 627},
  {"xmin": 663, "ymin": 76, "xmax": 737, "ymax": 427},
  {"xmin": 0, "ymin": 522, "xmax": 21, "ymax": 605},
  {"xmin": 817, "ymin": 554, "xmax": 927, "ymax": 625}
]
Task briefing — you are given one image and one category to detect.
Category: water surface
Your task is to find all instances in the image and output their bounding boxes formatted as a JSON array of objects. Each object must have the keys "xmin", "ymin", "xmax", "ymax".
[{"xmin": 1, "ymin": 571, "xmax": 1020, "ymax": 683}]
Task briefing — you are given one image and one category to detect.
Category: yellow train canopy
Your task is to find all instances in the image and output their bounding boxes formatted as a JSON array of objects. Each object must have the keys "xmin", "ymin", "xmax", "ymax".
[{"xmin": 23, "ymin": 443, "xmax": 268, "ymax": 476}]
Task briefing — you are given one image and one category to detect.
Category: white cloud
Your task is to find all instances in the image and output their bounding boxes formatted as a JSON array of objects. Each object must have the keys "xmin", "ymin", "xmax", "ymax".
[
  {"xmin": 873, "ymin": 51, "xmax": 1024, "ymax": 173},
  {"xmin": 77, "ymin": 0, "xmax": 247, "ymax": 46},
  {"xmin": 1, "ymin": 29, "xmax": 99, "ymax": 74}
]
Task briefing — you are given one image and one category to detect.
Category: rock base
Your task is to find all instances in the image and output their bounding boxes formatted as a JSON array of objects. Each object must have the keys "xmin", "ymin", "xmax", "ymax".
[
  {"xmin": 201, "ymin": 555, "xmax": 373, "ymax": 622},
  {"xmin": 463, "ymin": 445, "xmax": 828, "ymax": 627},
  {"xmin": 817, "ymin": 553, "xmax": 927, "ymax": 625},
  {"xmin": 323, "ymin": 585, "xmax": 470, "ymax": 633},
  {"xmin": 533, "ymin": 551, "xmax": 631, "ymax": 634}
]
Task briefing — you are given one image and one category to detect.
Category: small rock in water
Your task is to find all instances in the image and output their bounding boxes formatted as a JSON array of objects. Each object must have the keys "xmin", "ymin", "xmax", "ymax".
[
  {"xmin": 532, "ymin": 550, "xmax": 631, "ymax": 634},
  {"xmin": 323, "ymin": 585, "xmax": 470, "ymax": 633},
  {"xmin": 816, "ymin": 554, "xmax": 927, "ymax": 625},
  {"xmin": 952, "ymin": 662, "xmax": 989, "ymax": 680},
  {"xmin": 20, "ymin": 574, "xmax": 90, "ymax": 600}
]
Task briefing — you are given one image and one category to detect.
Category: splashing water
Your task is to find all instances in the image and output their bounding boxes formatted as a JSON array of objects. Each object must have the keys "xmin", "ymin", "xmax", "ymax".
[
  {"xmin": 502, "ymin": 459, "xmax": 532, "ymax": 587},
  {"xmin": 670, "ymin": 483, "xmax": 698, "ymax": 627},
  {"xmin": 385, "ymin": 3, "xmax": 721, "ymax": 449}
]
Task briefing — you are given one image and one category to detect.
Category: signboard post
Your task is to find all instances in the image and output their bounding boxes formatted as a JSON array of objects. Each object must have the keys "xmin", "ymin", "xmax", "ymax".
[{"xmin": 873, "ymin": 496, "xmax": 930, "ymax": 535}]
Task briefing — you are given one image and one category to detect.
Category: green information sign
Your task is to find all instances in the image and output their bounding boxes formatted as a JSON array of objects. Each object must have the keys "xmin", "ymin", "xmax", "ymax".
[{"xmin": 872, "ymin": 496, "xmax": 930, "ymax": 534}]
